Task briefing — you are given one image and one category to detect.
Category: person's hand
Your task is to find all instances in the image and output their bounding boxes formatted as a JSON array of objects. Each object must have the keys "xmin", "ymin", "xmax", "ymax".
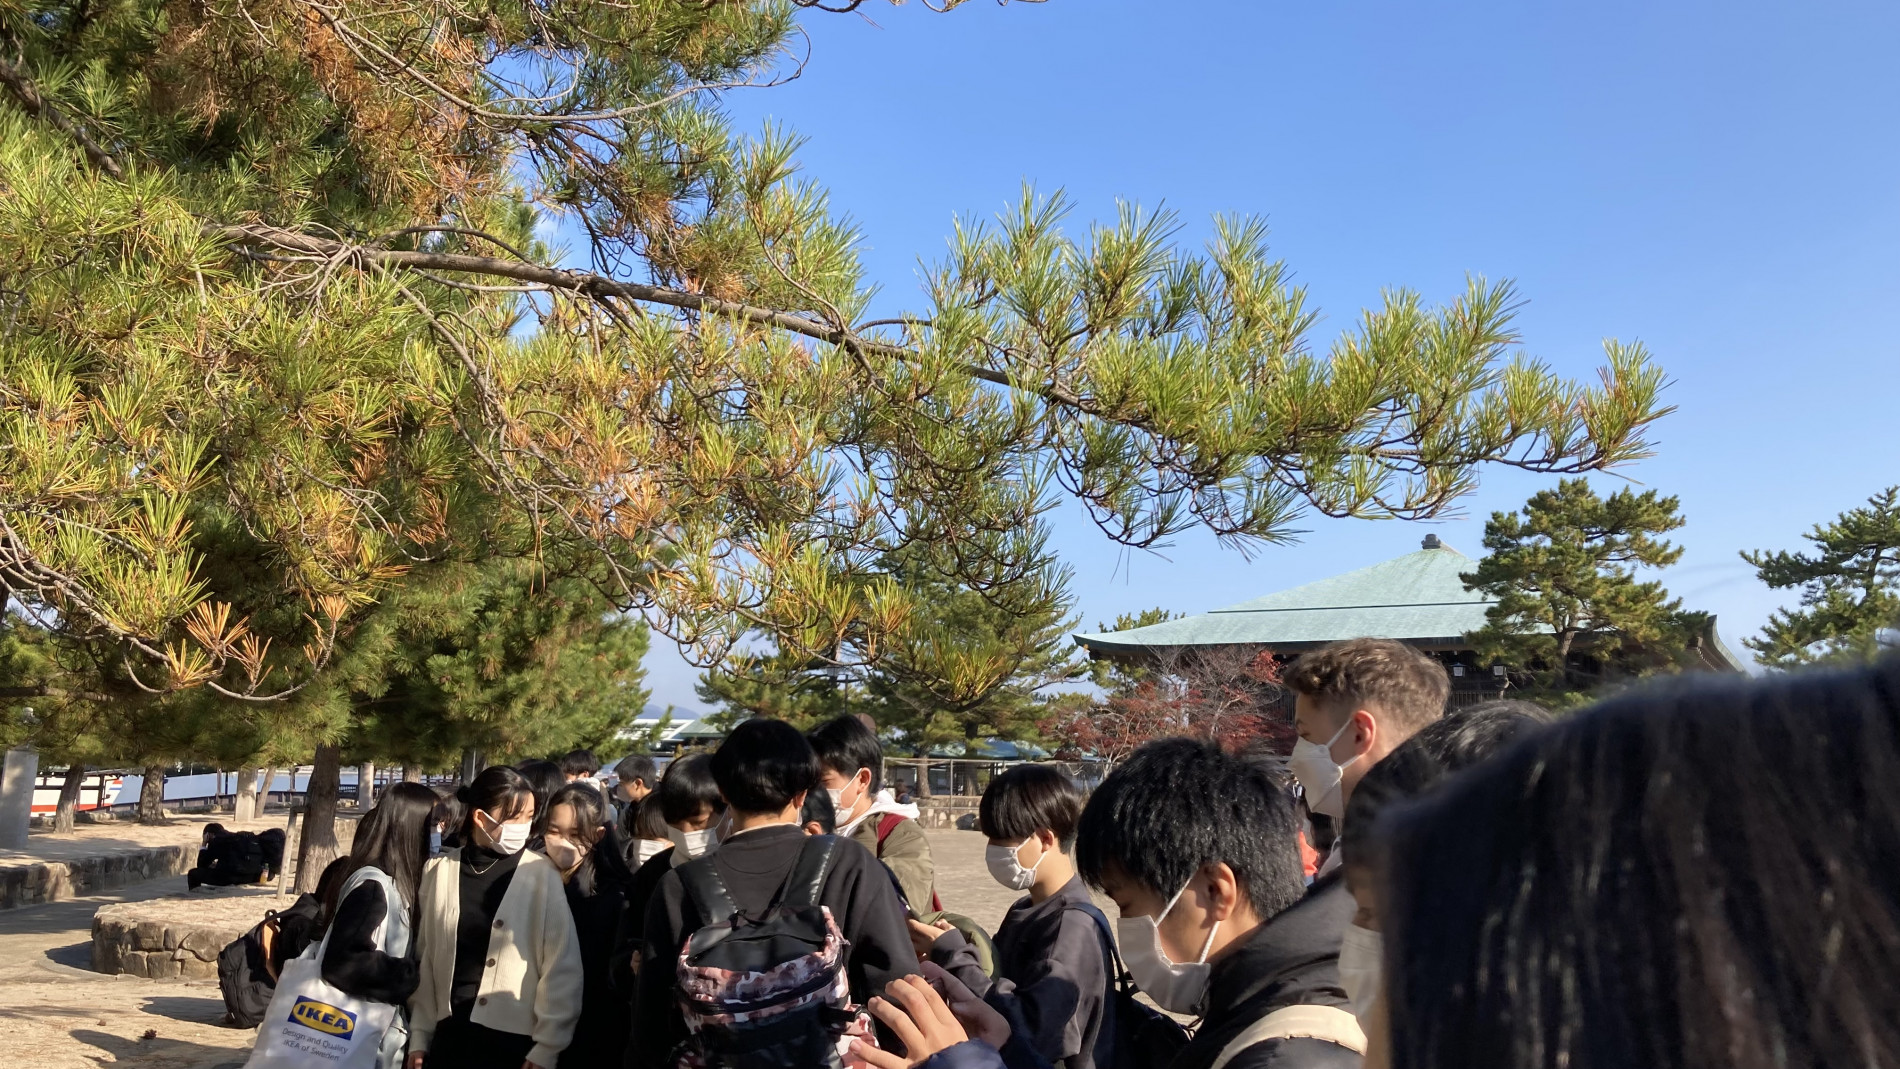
[
  {"xmin": 906, "ymin": 918, "xmax": 950, "ymax": 959},
  {"xmin": 849, "ymin": 974, "xmax": 971, "ymax": 1067},
  {"xmin": 522, "ymin": 1060, "xmax": 547, "ymax": 1069},
  {"xmin": 404, "ymin": 1054, "xmax": 425, "ymax": 1069},
  {"xmin": 920, "ymin": 962, "xmax": 1010, "ymax": 1051}
]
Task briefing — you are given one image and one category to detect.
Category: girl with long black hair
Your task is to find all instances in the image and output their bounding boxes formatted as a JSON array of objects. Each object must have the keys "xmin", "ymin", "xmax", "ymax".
[
  {"xmin": 317, "ymin": 780, "xmax": 438, "ymax": 1069},
  {"xmin": 406, "ymin": 766, "xmax": 582, "ymax": 1069},
  {"xmin": 542, "ymin": 781, "xmax": 639, "ymax": 1068}
]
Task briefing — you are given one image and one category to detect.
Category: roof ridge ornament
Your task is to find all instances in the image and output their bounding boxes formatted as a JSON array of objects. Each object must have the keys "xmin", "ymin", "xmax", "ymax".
[{"xmin": 1422, "ymin": 534, "xmax": 1443, "ymax": 549}]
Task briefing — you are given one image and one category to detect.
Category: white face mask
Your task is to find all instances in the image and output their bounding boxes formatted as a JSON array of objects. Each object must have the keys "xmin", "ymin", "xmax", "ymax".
[
  {"xmin": 1287, "ymin": 716, "xmax": 1361, "ymax": 819},
  {"xmin": 487, "ymin": 818, "xmax": 531, "ymax": 856},
  {"xmin": 825, "ymin": 769, "xmax": 869, "ymax": 815},
  {"xmin": 634, "ymin": 838, "xmax": 669, "ymax": 866},
  {"xmin": 1117, "ymin": 879, "xmax": 1221, "ymax": 1015},
  {"xmin": 544, "ymin": 835, "xmax": 585, "ymax": 874},
  {"xmin": 1338, "ymin": 923, "xmax": 1383, "ymax": 1019},
  {"xmin": 985, "ymin": 837, "xmax": 1044, "ymax": 891},
  {"xmin": 667, "ymin": 824, "xmax": 717, "ymax": 862}
]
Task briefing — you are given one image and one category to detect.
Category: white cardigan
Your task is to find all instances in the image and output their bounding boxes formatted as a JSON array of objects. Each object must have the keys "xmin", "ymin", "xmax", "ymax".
[{"xmin": 407, "ymin": 846, "xmax": 583, "ymax": 1067}]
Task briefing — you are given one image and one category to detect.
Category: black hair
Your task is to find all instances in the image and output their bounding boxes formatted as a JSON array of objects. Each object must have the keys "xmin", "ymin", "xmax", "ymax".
[
  {"xmin": 203, "ymin": 822, "xmax": 228, "ymax": 842},
  {"xmin": 559, "ymin": 749, "xmax": 600, "ymax": 777},
  {"xmin": 613, "ymin": 753, "xmax": 657, "ymax": 790},
  {"xmin": 313, "ymin": 854, "xmax": 353, "ymax": 908},
  {"xmin": 629, "ymin": 791, "xmax": 671, "ymax": 841},
  {"xmin": 455, "ymin": 765, "xmax": 534, "ymax": 842},
  {"xmin": 1382, "ymin": 658, "xmax": 1900, "ymax": 1069},
  {"xmin": 513, "ymin": 759, "xmax": 565, "ymax": 836},
  {"xmin": 807, "ymin": 714, "xmax": 884, "ymax": 793},
  {"xmin": 545, "ymin": 781, "xmax": 635, "ymax": 897},
  {"xmin": 657, "ymin": 753, "xmax": 726, "ymax": 826},
  {"xmin": 1076, "ymin": 737, "xmax": 1304, "ymax": 919},
  {"xmin": 1339, "ymin": 699, "xmax": 1554, "ymax": 863},
  {"xmin": 980, "ymin": 764, "xmax": 1085, "ymax": 848},
  {"xmin": 430, "ymin": 787, "xmax": 466, "ymax": 846},
  {"xmin": 323, "ymin": 781, "xmax": 437, "ymax": 927},
  {"xmin": 713, "ymin": 718, "xmax": 822, "ymax": 814},
  {"xmin": 799, "ymin": 783, "xmax": 837, "ymax": 833}
]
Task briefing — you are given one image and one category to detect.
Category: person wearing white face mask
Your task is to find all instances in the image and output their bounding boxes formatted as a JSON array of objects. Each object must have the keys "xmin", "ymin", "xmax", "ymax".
[
  {"xmin": 631, "ymin": 719, "xmax": 920, "ymax": 1069},
  {"xmin": 809, "ymin": 715, "xmax": 938, "ymax": 915},
  {"xmin": 541, "ymin": 783, "xmax": 640, "ymax": 1069},
  {"xmin": 915, "ymin": 765, "xmax": 1114, "ymax": 1069},
  {"xmin": 1284, "ymin": 639, "xmax": 1451, "ymax": 878},
  {"xmin": 609, "ymin": 754, "xmax": 727, "ymax": 997},
  {"xmin": 1076, "ymin": 739, "xmax": 1366, "ymax": 1069},
  {"xmin": 407, "ymin": 766, "xmax": 583, "ymax": 1069}
]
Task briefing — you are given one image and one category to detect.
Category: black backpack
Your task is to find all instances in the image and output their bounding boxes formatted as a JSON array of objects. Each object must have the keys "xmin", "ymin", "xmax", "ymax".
[
  {"xmin": 670, "ymin": 835, "xmax": 877, "ymax": 1069},
  {"xmin": 216, "ymin": 892, "xmax": 322, "ymax": 1027},
  {"xmin": 1069, "ymin": 901, "xmax": 1191, "ymax": 1069}
]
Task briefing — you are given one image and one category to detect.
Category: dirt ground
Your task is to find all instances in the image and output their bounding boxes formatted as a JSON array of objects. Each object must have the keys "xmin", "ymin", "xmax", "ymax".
[
  {"xmin": 0, "ymin": 827, "xmax": 1024, "ymax": 1067},
  {"xmin": 5, "ymin": 813, "xmax": 287, "ymax": 868},
  {"xmin": 0, "ymin": 873, "xmax": 257, "ymax": 1068}
]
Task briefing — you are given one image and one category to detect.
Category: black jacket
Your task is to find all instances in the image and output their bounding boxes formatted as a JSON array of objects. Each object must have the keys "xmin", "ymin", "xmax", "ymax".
[
  {"xmin": 930, "ymin": 875, "xmax": 1111, "ymax": 1069},
  {"xmin": 631, "ymin": 826, "xmax": 920, "ymax": 1069},
  {"xmin": 559, "ymin": 842, "xmax": 637, "ymax": 1069},
  {"xmin": 320, "ymin": 878, "xmax": 419, "ymax": 1005},
  {"xmin": 1169, "ymin": 875, "xmax": 1362, "ymax": 1069}
]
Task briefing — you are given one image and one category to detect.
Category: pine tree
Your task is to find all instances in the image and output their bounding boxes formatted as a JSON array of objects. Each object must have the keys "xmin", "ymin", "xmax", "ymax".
[
  {"xmin": 698, "ymin": 547, "xmax": 1084, "ymax": 751},
  {"xmin": 1462, "ymin": 479, "xmax": 1695, "ymax": 701},
  {"xmin": 1742, "ymin": 487, "xmax": 1900, "ymax": 669},
  {"xmin": 4, "ymin": 0, "xmax": 1674, "ymax": 716}
]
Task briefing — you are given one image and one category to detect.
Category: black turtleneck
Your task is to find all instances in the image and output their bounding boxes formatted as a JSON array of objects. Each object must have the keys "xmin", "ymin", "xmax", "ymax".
[
  {"xmin": 1169, "ymin": 873, "xmax": 1362, "ymax": 1069},
  {"xmin": 449, "ymin": 843, "xmax": 523, "ymax": 1012}
]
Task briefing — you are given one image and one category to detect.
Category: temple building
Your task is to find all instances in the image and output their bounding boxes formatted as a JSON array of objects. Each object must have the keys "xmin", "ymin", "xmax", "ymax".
[{"xmin": 1073, "ymin": 534, "xmax": 1747, "ymax": 705}]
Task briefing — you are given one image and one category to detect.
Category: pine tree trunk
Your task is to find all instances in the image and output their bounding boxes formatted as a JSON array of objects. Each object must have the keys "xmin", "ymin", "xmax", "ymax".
[
  {"xmin": 234, "ymin": 763, "xmax": 259, "ymax": 822},
  {"xmin": 258, "ymin": 766, "xmax": 278, "ymax": 815},
  {"xmin": 356, "ymin": 761, "xmax": 377, "ymax": 807},
  {"xmin": 53, "ymin": 763, "xmax": 86, "ymax": 835},
  {"xmin": 294, "ymin": 746, "xmax": 342, "ymax": 892},
  {"xmin": 137, "ymin": 765, "xmax": 166, "ymax": 825},
  {"xmin": 401, "ymin": 765, "xmax": 421, "ymax": 783}
]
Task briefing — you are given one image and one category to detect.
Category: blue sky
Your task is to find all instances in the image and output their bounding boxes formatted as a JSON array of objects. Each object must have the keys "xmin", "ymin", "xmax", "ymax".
[{"xmin": 636, "ymin": 0, "xmax": 1900, "ymax": 713}]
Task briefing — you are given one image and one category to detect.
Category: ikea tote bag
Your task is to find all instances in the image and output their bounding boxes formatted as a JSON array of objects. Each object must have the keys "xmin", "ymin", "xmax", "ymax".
[{"xmin": 245, "ymin": 869, "xmax": 406, "ymax": 1069}]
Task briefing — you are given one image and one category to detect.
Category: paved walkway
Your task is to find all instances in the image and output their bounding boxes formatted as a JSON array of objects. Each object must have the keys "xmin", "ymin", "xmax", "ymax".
[{"xmin": 0, "ymin": 874, "xmax": 254, "ymax": 1068}]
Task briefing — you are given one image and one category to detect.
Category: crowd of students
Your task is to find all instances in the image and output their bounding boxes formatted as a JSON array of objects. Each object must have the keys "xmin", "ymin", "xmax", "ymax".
[{"xmin": 266, "ymin": 639, "xmax": 1900, "ymax": 1069}]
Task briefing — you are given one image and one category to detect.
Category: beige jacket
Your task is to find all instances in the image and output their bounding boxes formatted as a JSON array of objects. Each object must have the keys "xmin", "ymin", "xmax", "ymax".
[{"xmin": 408, "ymin": 847, "xmax": 583, "ymax": 1067}]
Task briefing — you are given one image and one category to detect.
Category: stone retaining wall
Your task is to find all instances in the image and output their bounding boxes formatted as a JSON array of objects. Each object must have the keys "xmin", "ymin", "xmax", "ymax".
[
  {"xmin": 91, "ymin": 894, "xmax": 269, "ymax": 979},
  {"xmin": 915, "ymin": 797, "xmax": 981, "ymax": 830},
  {"xmin": 0, "ymin": 843, "xmax": 193, "ymax": 910}
]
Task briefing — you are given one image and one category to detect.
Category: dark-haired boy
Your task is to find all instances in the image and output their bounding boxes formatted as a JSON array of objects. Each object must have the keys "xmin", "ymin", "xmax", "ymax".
[
  {"xmin": 1335, "ymin": 700, "xmax": 1552, "ymax": 1068},
  {"xmin": 809, "ymin": 714, "xmax": 939, "ymax": 914},
  {"xmin": 924, "ymin": 765, "xmax": 1113, "ymax": 1069},
  {"xmin": 630, "ymin": 719, "xmax": 919, "ymax": 1069},
  {"xmin": 1077, "ymin": 738, "xmax": 1363, "ymax": 1069}
]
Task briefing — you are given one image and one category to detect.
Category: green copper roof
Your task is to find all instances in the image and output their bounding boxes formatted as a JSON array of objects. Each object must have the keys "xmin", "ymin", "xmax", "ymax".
[{"xmin": 1075, "ymin": 537, "xmax": 1508, "ymax": 654}]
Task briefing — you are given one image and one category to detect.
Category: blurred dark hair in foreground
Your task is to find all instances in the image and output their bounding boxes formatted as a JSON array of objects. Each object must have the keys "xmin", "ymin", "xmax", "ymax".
[{"xmin": 1382, "ymin": 656, "xmax": 1900, "ymax": 1069}]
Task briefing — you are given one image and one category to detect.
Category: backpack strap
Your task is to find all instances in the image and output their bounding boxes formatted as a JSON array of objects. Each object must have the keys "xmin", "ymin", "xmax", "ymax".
[
  {"xmin": 1208, "ymin": 1005, "xmax": 1367, "ymax": 1069},
  {"xmin": 1065, "ymin": 900, "xmax": 1134, "ymax": 995},
  {"xmin": 874, "ymin": 813, "xmax": 904, "ymax": 846},
  {"xmin": 677, "ymin": 854, "xmax": 739, "ymax": 925},
  {"xmin": 775, "ymin": 833, "xmax": 840, "ymax": 911}
]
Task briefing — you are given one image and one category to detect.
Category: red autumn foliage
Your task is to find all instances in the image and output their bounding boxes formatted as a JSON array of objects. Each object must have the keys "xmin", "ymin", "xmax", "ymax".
[{"xmin": 1042, "ymin": 647, "xmax": 1294, "ymax": 763}]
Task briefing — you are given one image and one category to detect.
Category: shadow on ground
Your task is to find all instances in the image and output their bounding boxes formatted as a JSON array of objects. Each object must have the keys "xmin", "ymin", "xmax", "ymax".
[{"xmin": 70, "ymin": 1028, "xmax": 247, "ymax": 1069}]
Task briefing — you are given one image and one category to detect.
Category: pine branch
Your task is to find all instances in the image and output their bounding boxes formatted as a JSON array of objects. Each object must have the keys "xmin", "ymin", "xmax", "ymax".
[
  {"xmin": 0, "ymin": 52, "xmax": 124, "ymax": 179},
  {"xmin": 214, "ymin": 223, "xmax": 1091, "ymax": 410}
]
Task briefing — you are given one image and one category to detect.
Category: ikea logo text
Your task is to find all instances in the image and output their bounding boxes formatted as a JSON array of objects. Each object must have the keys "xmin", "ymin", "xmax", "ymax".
[{"xmin": 289, "ymin": 997, "xmax": 357, "ymax": 1040}]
